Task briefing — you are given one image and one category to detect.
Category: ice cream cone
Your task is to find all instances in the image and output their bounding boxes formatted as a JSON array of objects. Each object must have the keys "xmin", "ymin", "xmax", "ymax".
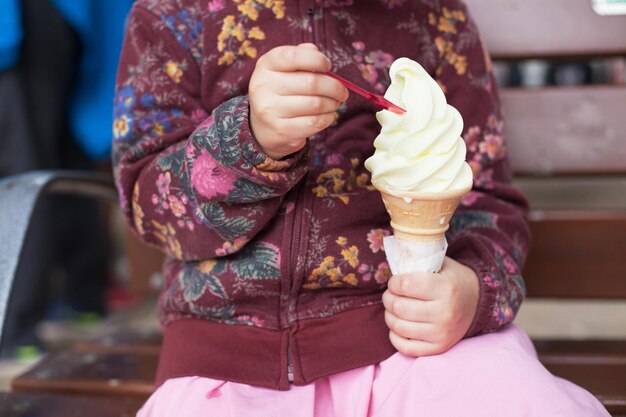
[
  {"xmin": 375, "ymin": 184, "xmax": 471, "ymax": 244},
  {"xmin": 363, "ymin": 57, "xmax": 474, "ymax": 273}
]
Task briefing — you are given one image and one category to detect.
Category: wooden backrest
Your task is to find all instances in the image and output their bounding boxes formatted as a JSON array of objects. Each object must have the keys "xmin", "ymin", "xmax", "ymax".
[
  {"xmin": 464, "ymin": 0, "xmax": 626, "ymax": 298},
  {"xmin": 465, "ymin": 0, "xmax": 626, "ymax": 59}
]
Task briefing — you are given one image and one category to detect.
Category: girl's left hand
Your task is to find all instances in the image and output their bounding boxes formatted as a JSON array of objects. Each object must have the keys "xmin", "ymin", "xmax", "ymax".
[{"xmin": 381, "ymin": 256, "xmax": 480, "ymax": 357}]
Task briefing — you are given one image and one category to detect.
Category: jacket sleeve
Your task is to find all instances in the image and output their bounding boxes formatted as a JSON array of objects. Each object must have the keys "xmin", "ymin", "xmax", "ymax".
[
  {"xmin": 113, "ymin": 5, "xmax": 308, "ymax": 261},
  {"xmin": 430, "ymin": 1, "xmax": 531, "ymax": 336}
]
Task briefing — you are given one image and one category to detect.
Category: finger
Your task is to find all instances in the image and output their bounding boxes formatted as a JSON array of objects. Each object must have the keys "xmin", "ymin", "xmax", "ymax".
[
  {"xmin": 269, "ymin": 96, "xmax": 341, "ymax": 118},
  {"xmin": 260, "ymin": 45, "xmax": 331, "ymax": 73},
  {"xmin": 384, "ymin": 310, "xmax": 437, "ymax": 340},
  {"xmin": 382, "ymin": 290, "xmax": 436, "ymax": 322},
  {"xmin": 386, "ymin": 273, "xmax": 442, "ymax": 300},
  {"xmin": 270, "ymin": 72, "xmax": 348, "ymax": 102},
  {"xmin": 278, "ymin": 112, "xmax": 338, "ymax": 138},
  {"xmin": 388, "ymin": 330, "xmax": 442, "ymax": 357}
]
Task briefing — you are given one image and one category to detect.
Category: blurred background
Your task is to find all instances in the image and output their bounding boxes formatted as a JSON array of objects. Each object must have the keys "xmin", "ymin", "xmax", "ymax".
[
  {"xmin": 1, "ymin": 0, "xmax": 626, "ymax": 393},
  {"xmin": 0, "ymin": 0, "xmax": 161, "ymax": 368}
]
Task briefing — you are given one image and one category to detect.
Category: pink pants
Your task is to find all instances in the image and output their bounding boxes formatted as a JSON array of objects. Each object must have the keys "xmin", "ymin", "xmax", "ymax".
[{"xmin": 138, "ymin": 325, "xmax": 610, "ymax": 417}]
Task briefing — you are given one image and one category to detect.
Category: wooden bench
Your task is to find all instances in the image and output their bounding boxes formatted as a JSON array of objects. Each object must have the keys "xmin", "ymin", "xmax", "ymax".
[
  {"xmin": 6, "ymin": 329, "xmax": 160, "ymax": 400},
  {"xmin": 0, "ymin": 172, "xmax": 157, "ymax": 416},
  {"xmin": 10, "ymin": 349, "xmax": 157, "ymax": 400},
  {"xmin": 465, "ymin": 0, "xmax": 626, "ymax": 415},
  {"xmin": 0, "ymin": 392, "xmax": 144, "ymax": 417}
]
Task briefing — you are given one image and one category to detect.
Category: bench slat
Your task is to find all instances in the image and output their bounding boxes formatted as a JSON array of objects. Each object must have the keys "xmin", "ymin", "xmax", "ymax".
[
  {"xmin": 0, "ymin": 392, "xmax": 144, "ymax": 417},
  {"xmin": 11, "ymin": 351, "xmax": 156, "ymax": 399},
  {"xmin": 514, "ymin": 177, "xmax": 626, "ymax": 211},
  {"xmin": 524, "ymin": 214, "xmax": 626, "ymax": 298},
  {"xmin": 464, "ymin": 0, "xmax": 626, "ymax": 59},
  {"xmin": 534, "ymin": 339, "xmax": 626, "ymax": 413},
  {"xmin": 535, "ymin": 339, "xmax": 626, "ymax": 365},
  {"xmin": 501, "ymin": 86, "xmax": 626, "ymax": 175},
  {"xmin": 542, "ymin": 362, "xmax": 626, "ymax": 414}
]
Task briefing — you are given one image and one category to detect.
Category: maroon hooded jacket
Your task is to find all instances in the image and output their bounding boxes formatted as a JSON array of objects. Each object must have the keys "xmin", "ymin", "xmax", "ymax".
[{"xmin": 113, "ymin": 0, "xmax": 530, "ymax": 390}]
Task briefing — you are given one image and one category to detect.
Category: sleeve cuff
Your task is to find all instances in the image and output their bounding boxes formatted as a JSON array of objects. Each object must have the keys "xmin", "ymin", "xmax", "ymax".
[
  {"xmin": 458, "ymin": 254, "xmax": 497, "ymax": 337},
  {"xmin": 447, "ymin": 236, "xmax": 497, "ymax": 338},
  {"xmin": 235, "ymin": 96, "xmax": 310, "ymax": 173}
]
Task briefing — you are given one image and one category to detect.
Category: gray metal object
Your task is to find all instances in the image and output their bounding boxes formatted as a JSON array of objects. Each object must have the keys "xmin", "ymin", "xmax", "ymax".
[{"xmin": 0, "ymin": 170, "xmax": 117, "ymax": 349}]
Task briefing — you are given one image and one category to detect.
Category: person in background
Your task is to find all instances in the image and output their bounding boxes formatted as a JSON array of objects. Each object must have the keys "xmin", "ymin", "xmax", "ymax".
[{"xmin": 0, "ymin": 0, "xmax": 132, "ymax": 358}]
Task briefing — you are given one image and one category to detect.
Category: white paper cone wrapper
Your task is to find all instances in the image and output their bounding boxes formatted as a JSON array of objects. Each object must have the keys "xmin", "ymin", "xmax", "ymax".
[{"xmin": 383, "ymin": 235, "xmax": 448, "ymax": 274}]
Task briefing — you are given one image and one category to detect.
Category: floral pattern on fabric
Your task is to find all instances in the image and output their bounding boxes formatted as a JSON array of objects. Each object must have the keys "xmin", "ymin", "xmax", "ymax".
[
  {"xmin": 464, "ymin": 113, "xmax": 507, "ymax": 189},
  {"xmin": 304, "ymin": 233, "xmax": 391, "ymax": 290},
  {"xmin": 161, "ymin": 240, "xmax": 282, "ymax": 326},
  {"xmin": 164, "ymin": 60, "xmax": 188, "ymax": 83},
  {"xmin": 141, "ymin": 1, "xmax": 207, "ymax": 63},
  {"xmin": 113, "ymin": 85, "xmax": 185, "ymax": 150},
  {"xmin": 429, "ymin": 7, "xmax": 470, "ymax": 76},
  {"xmin": 366, "ymin": 228, "xmax": 390, "ymax": 254},
  {"xmin": 132, "ymin": 182, "xmax": 146, "ymax": 236},
  {"xmin": 113, "ymin": 86, "xmax": 137, "ymax": 142},
  {"xmin": 312, "ymin": 158, "xmax": 375, "ymax": 206},
  {"xmin": 214, "ymin": 0, "xmax": 285, "ymax": 66},
  {"xmin": 448, "ymin": 206, "xmax": 527, "ymax": 333},
  {"xmin": 350, "ymin": 41, "xmax": 395, "ymax": 93},
  {"xmin": 151, "ymin": 220, "xmax": 184, "ymax": 259},
  {"xmin": 152, "ymin": 171, "xmax": 196, "ymax": 231},
  {"xmin": 449, "ymin": 210, "xmax": 498, "ymax": 234},
  {"xmin": 485, "ymin": 243, "xmax": 526, "ymax": 325}
]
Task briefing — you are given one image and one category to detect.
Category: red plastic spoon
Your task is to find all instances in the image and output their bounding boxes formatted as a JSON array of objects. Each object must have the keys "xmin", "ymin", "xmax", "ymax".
[{"xmin": 325, "ymin": 71, "xmax": 406, "ymax": 115}]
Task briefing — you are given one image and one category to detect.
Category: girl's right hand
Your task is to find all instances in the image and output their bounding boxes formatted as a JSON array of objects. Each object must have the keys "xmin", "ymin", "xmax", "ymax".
[{"xmin": 248, "ymin": 43, "xmax": 349, "ymax": 160}]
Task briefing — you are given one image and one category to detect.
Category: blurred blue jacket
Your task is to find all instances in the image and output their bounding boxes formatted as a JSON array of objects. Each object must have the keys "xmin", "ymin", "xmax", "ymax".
[
  {"xmin": 0, "ymin": 0, "xmax": 22, "ymax": 70},
  {"xmin": 50, "ymin": 0, "xmax": 134, "ymax": 160},
  {"xmin": 0, "ymin": 0, "xmax": 133, "ymax": 160}
]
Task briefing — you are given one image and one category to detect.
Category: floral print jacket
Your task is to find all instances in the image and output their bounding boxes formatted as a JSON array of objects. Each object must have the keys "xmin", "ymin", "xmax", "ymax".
[{"xmin": 113, "ymin": 0, "xmax": 530, "ymax": 390}]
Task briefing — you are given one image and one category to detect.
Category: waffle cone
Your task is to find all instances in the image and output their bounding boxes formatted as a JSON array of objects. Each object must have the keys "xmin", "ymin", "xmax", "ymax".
[{"xmin": 375, "ymin": 184, "xmax": 471, "ymax": 243}]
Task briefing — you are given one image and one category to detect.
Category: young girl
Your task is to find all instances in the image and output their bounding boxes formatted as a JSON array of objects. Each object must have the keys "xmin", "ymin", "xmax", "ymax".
[{"xmin": 113, "ymin": 0, "xmax": 610, "ymax": 415}]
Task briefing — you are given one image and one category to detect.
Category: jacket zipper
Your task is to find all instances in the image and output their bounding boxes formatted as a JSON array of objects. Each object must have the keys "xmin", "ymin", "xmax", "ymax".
[
  {"xmin": 284, "ymin": 2, "xmax": 318, "ymax": 385},
  {"xmin": 286, "ymin": 183, "xmax": 301, "ymax": 383},
  {"xmin": 285, "ymin": 179, "xmax": 305, "ymax": 384}
]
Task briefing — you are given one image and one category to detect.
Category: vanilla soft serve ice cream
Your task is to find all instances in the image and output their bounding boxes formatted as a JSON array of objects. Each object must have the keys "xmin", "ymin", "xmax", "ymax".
[
  {"xmin": 364, "ymin": 57, "xmax": 473, "ymax": 193},
  {"xmin": 365, "ymin": 58, "xmax": 473, "ymax": 274}
]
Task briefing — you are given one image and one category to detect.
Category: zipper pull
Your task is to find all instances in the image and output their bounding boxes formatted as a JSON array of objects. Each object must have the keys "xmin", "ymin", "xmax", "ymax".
[
  {"xmin": 287, "ymin": 340, "xmax": 294, "ymax": 383},
  {"xmin": 287, "ymin": 360, "xmax": 294, "ymax": 383},
  {"xmin": 308, "ymin": 7, "xmax": 317, "ymax": 45}
]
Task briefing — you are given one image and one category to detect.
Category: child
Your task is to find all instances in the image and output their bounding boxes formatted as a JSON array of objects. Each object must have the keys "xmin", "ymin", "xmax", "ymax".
[{"xmin": 113, "ymin": 0, "xmax": 610, "ymax": 415}]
